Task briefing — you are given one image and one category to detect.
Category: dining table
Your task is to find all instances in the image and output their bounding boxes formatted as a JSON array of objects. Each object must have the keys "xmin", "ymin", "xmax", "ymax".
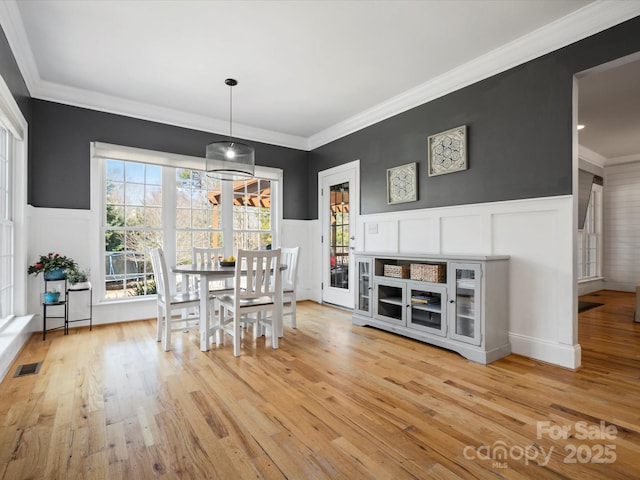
[{"xmin": 172, "ymin": 262, "xmax": 286, "ymax": 351}]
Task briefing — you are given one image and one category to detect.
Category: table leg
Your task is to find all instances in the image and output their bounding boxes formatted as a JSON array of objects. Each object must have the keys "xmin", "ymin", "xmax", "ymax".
[{"xmin": 200, "ymin": 273, "xmax": 209, "ymax": 351}]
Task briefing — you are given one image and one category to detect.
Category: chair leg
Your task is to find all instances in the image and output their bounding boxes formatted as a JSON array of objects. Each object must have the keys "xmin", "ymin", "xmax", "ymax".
[
  {"xmin": 290, "ymin": 296, "xmax": 297, "ymax": 329},
  {"xmin": 272, "ymin": 305, "xmax": 280, "ymax": 350},
  {"xmin": 255, "ymin": 312, "xmax": 265, "ymax": 338},
  {"xmin": 216, "ymin": 306, "xmax": 223, "ymax": 346},
  {"xmin": 233, "ymin": 312, "xmax": 241, "ymax": 357},
  {"xmin": 156, "ymin": 303, "xmax": 163, "ymax": 342},
  {"xmin": 163, "ymin": 308, "xmax": 171, "ymax": 352}
]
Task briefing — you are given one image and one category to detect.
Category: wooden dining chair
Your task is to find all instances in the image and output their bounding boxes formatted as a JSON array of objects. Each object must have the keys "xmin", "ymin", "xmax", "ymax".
[
  {"xmin": 192, "ymin": 247, "xmax": 233, "ymax": 294},
  {"xmin": 192, "ymin": 247, "xmax": 222, "ymax": 267},
  {"xmin": 216, "ymin": 249, "xmax": 282, "ymax": 356},
  {"xmin": 280, "ymin": 246, "xmax": 300, "ymax": 329},
  {"xmin": 150, "ymin": 247, "xmax": 215, "ymax": 351}
]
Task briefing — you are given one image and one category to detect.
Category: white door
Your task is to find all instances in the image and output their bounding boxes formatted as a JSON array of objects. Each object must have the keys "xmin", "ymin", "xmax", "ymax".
[{"xmin": 319, "ymin": 161, "xmax": 359, "ymax": 308}]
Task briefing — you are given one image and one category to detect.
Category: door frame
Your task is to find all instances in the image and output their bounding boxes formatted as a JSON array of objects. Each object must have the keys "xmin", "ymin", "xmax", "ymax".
[{"xmin": 318, "ymin": 160, "xmax": 360, "ymax": 308}]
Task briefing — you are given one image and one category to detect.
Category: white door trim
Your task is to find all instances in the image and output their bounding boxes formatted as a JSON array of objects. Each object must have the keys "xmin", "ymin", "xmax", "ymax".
[{"xmin": 318, "ymin": 160, "xmax": 360, "ymax": 308}]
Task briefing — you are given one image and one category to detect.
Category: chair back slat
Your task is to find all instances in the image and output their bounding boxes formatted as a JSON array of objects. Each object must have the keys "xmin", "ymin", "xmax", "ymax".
[
  {"xmin": 281, "ymin": 246, "xmax": 300, "ymax": 291},
  {"xmin": 150, "ymin": 247, "xmax": 170, "ymax": 298},
  {"xmin": 192, "ymin": 247, "xmax": 223, "ymax": 267},
  {"xmin": 235, "ymin": 249, "xmax": 281, "ymax": 301}
]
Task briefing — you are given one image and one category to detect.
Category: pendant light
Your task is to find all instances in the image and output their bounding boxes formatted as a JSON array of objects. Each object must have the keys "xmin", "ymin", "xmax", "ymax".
[{"xmin": 206, "ymin": 78, "xmax": 255, "ymax": 180}]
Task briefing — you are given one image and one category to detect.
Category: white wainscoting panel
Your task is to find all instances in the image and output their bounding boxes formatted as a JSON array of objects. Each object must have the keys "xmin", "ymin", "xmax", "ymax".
[
  {"xmin": 281, "ymin": 219, "xmax": 317, "ymax": 302},
  {"xmin": 441, "ymin": 214, "xmax": 490, "ymax": 255},
  {"xmin": 357, "ymin": 195, "xmax": 578, "ymax": 368},
  {"xmin": 363, "ymin": 220, "xmax": 397, "ymax": 252},
  {"xmin": 398, "ymin": 217, "xmax": 439, "ymax": 254}
]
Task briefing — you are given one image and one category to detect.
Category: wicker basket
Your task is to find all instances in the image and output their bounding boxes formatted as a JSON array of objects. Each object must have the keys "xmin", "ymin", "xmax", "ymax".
[
  {"xmin": 383, "ymin": 264, "xmax": 410, "ymax": 279},
  {"xmin": 410, "ymin": 263, "xmax": 446, "ymax": 283}
]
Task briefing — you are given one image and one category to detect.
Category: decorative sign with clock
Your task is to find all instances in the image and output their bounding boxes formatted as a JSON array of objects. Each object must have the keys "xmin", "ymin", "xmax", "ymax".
[
  {"xmin": 387, "ymin": 162, "xmax": 417, "ymax": 204},
  {"xmin": 428, "ymin": 125, "xmax": 467, "ymax": 176}
]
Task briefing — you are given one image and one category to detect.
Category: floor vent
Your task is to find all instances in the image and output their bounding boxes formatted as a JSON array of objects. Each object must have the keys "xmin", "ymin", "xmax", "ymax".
[{"xmin": 13, "ymin": 362, "xmax": 42, "ymax": 378}]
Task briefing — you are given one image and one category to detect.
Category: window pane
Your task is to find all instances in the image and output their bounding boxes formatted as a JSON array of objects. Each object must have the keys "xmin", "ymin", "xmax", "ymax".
[
  {"xmin": 176, "ymin": 208, "xmax": 190, "ymax": 228},
  {"xmin": 106, "ymin": 181, "xmax": 124, "ymax": 204},
  {"xmin": 145, "ymin": 185, "xmax": 162, "ymax": 206},
  {"xmin": 247, "ymin": 211, "xmax": 260, "ymax": 230},
  {"xmin": 192, "ymin": 209, "xmax": 210, "ymax": 228},
  {"xmin": 176, "ymin": 188, "xmax": 191, "ymax": 208},
  {"xmin": 106, "ymin": 160, "xmax": 124, "ymax": 182},
  {"xmin": 145, "ymin": 207, "xmax": 162, "ymax": 228},
  {"xmin": 329, "ymin": 182, "xmax": 350, "ymax": 289},
  {"xmin": 175, "ymin": 169, "xmax": 223, "ymax": 265},
  {"xmin": 125, "ymin": 184, "xmax": 145, "ymax": 206},
  {"xmin": 231, "ymin": 177, "xmax": 274, "ymax": 252},
  {"xmin": 125, "ymin": 162, "xmax": 145, "ymax": 183},
  {"xmin": 104, "ymin": 159, "xmax": 162, "ymax": 299},
  {"xmin": 260, "ymin": 213, "xmax": 270, "ymax": 230},
  {"xmin": 146, "ymin": 165, "xmax": 162, "ymax": 185}
]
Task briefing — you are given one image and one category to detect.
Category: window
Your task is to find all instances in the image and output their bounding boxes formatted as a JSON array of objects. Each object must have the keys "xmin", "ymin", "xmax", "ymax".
[
  {"xmin": 0, "ymin": 123, "xmax": 13, "ymax": 321},
  {"xmin": 232, "ymin": 178, "xmax": 273, "ymax": 251},
  {"xmin": 175, "ymin": 169, "xmax": 222, "ymax": 265},
  {"xmin": 104, "ymin": 160, "xmax": 163, "ymax": 298},
  {"xmin": 95, "ymin": 143, "xmax": 281, "ymax": 302},
  {"xmin": 578, "ymin": 183, "xmax": 602, "ymax": 281}
]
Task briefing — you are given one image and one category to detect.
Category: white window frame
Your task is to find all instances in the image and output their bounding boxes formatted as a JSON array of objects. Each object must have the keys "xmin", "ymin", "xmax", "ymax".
[
  {"xmin": 90, "ymin": 142, "xmax": 282, "ymax": 303},
  {"xmin": 0, "ymin": 72, "xmax": 28, "ymax": 326},
  {"xmin": 0, "ymin": 123, "xmax": 13, "ymax": 323},
  {"xmin": 578, "ymin": 182, "xmax": 602, "ymax": 282}
]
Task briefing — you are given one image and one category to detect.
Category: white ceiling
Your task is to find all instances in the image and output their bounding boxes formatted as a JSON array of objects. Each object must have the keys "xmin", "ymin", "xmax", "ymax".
[
  {"xmin": 578, "ymin": 54, "xmax": 640, "ymax": 161},
  {"xmin": 1, "ymin": 0, "xmax": 640, "ymax": 152}
]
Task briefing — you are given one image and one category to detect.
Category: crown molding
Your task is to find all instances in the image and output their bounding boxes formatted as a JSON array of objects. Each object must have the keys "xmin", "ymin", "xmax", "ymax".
[
  {"xmin": 2, "ymin": 0, "xmax": 640, "ymax": 152},
  {"xmin": 578, "ymin": 145, "xmax": 607, "ymax": 168},
  {"xmin": 308, "ymin": 1, "xmax": 640, "ymax": 149},
  {"xmin": 0, "ymin": 0, "xmax": 38, "ymax": 94},
  {"xmin": 33, "ymin": 79, "xmax": 309, "ymax": 150},
  {"xmin": 606, "ymin": 153, "xmax": 640, "ymax": 167}
]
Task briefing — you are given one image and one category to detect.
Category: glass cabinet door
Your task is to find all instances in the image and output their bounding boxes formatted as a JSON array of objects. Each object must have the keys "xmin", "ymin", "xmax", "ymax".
[
  {"xmin": 449, "ymin": 263, "xmax": 482, "ymax": 345},
  {"xmin": 407, "ymin": 282, "xmax": 447, "ymax": 336},
  {"xmin": 354, "ymin": 257, "xmax": 373, "ymax": 317},
  {"xmin": 374, "ymin": 279, "xmax": 405, "ymax": 325}
]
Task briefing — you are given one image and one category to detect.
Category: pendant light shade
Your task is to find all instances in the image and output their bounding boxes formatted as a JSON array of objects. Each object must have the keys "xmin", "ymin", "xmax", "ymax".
[{"xmin": 206, "ymin": 79, "xmax": 255, "ymax": 181}]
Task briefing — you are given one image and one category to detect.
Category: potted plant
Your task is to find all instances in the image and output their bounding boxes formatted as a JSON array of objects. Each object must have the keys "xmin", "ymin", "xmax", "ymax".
[
  {"xmin": 43, "ymin": 286, "xmax": 61, "ymax": 303},
  {"xmin": 28, "ymin": 252, "xmax": 77, "ymax": 280},
  {"xmin": 67, "ymin": 267, "xmax": 91, "ymax": 290}
]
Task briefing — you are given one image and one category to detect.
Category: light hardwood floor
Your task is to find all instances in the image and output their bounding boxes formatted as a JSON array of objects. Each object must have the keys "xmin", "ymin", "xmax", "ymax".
[{"xmin": 0, "ymin": 293, "xmax": 639, "ymax": 479}]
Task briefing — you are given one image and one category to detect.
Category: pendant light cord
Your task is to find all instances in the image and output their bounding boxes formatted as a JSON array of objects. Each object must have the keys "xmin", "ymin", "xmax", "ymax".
[{"xmin": 228, "ymin": 83, "xmax": 233, "ymax": 141}]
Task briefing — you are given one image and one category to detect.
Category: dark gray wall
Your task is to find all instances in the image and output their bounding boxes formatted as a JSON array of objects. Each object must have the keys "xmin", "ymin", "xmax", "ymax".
[
  {"xmin": 30, "ymin": 100, "xmax": 309, "ymax": 219},
  {"xmin": 0, "ymin": 26, "xmax": 31, "ymax": 124},
  {"xmin": 308, "ymin": 15, "xmax": 640, "ymax": 217}
]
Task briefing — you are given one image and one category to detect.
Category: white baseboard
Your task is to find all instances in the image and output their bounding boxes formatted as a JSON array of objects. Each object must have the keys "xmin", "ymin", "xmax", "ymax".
[
  {"xmin": 509, "ymin": 332, "xmax": 581, "ymax": 369},
  {"xmin": 0, "ymin": 315, "xmax": 36, "ymax": 381},
  {"xmin": 603, "ymin": 281, "xmax": 636, "ymax": 293},
  {"xmin": 577, "ymin": 279, "xmax": 605, "ymax": 296}
]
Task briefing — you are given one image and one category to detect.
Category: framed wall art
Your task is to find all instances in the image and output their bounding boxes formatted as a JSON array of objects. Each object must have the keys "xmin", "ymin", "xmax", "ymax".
[
  {"xmin": 387, "ymin": 162, "xmax": 417, "ymax": 204},
  {"xmin": 428, "ymin": 125, "xmax": 467, "ymax": 176}
]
